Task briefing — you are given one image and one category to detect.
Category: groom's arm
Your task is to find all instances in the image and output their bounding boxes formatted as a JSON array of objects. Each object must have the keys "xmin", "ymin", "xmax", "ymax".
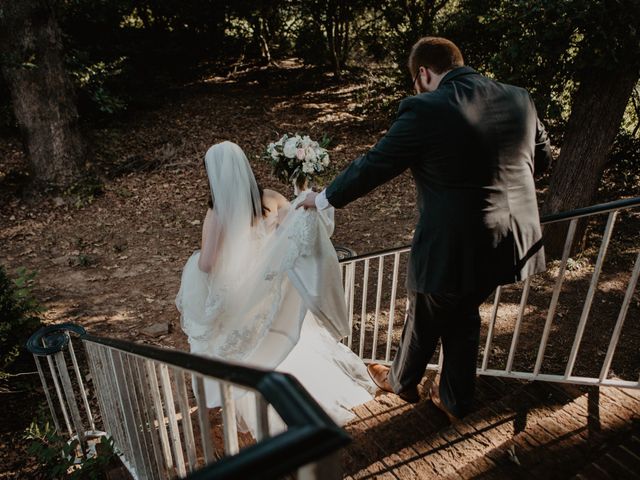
[
  {"xmin": 534, "ymin": 116, "xmax": 552, "ymax": 176},
  {"xmin": 325, "ymin": 97, "xmax": 424, "ymax": 209}
]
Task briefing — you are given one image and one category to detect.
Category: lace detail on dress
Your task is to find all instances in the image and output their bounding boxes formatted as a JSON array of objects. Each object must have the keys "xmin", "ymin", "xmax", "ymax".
[
  {"xmin": 213, "ymin": 263, "xmax": 286, "ymax": 361},
  {"xmin": 278, "ymin": 210, "xmax": 319, "ymax": 273},
  {"xmin": 179, "ymin": 209, "xmax": 322, "ymax": 359},
  {"xmin": 211, "ymin": 211, "xmax": 317, "ymax": 360}
]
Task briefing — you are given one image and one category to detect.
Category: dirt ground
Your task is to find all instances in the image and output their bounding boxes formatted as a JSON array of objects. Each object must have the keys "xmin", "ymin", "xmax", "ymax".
[
  {"xmin": 1, "ymin": 61, "xmax": 417, "ymax": 349},
  {"xmin": 0, "ymin": 61, "xmax": 418, "ymax": 478},
  {"xmin": 1, "ymin": 59, "xmax": 638, "ymax": 478}
]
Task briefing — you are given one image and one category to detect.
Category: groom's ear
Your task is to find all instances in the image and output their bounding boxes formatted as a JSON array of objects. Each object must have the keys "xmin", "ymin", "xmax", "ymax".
[{"xmin": 423, "ymin": 67, "xmax": 431, "ymax": 84}]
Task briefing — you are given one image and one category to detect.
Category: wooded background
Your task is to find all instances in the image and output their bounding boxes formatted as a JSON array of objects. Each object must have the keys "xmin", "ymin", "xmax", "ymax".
[{"xmin": 1, "ymin": 0, "xmax": 639, "ymax": 226}]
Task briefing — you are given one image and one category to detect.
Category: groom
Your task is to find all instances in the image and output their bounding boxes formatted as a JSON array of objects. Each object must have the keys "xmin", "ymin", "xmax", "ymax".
[{"xmin": 298, "ymin": 37, "xmax": 552, "ymax": 420}]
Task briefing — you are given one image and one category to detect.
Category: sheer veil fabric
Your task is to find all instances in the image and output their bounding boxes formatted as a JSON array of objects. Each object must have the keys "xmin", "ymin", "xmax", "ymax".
[{"xmin": 176, "ymin": 142, "xmax": 372, "ymax": 425}]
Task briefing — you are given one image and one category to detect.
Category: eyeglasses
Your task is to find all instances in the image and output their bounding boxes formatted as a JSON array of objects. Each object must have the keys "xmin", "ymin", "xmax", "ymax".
[{"xmin": 412, "ymin": 70, "xmax": 421, "ymax": 87}]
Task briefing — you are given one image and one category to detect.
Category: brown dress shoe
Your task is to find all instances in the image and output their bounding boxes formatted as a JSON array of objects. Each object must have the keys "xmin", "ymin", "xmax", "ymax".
[
  {"xmin": 428, "ymin": 382, "xmax": 460, "ymax": 423},
  {"xmin": 367, "ymin": 363, "xmax": 420, "ymax": 404}
]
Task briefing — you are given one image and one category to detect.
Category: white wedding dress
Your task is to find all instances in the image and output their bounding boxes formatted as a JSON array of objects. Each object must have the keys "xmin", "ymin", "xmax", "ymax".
[{"xmin": 175, "ymin": 142, "xmax": 375, "ymax": 435}]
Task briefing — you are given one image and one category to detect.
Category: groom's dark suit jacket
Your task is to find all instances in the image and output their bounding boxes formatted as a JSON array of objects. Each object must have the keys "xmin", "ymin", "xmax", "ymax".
[{"xmin": 326, "ymin": 66, "xmax": 552, "ymax": 294}]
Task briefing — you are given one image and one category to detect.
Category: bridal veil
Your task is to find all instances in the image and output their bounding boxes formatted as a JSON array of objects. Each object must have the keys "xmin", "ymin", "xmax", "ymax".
[{"xmin": 176, "ymin": 141, "xmax": 350, "ymax": 406}]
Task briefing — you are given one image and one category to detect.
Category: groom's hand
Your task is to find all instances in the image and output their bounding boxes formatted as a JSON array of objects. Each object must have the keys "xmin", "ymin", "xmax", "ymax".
[{"xmin": 296, "ymin": 192, "xmax": 318, "ymax": 210}]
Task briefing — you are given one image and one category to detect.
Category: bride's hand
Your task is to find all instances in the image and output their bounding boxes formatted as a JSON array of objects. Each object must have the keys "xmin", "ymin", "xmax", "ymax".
[{"xmin": 296, "ymin": 192, "xmax": 318, "ymax": 210}]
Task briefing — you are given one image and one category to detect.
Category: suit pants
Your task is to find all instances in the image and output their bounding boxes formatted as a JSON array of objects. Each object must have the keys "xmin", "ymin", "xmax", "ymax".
[{"xmin": 388, "ymin": 288, "xmax": 493, "ymax": 418}]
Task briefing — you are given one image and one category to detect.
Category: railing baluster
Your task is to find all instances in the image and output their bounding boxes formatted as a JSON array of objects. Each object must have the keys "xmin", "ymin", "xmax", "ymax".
[
  {"xmin": 599, "ymin": 250, "xmax": 640, "ymax": 381},
  {"xmin": 347, "ymin": 263, "xmax": 356, "ymax": 349},
  {"xmin": 385, "ymin": 252, "xmax": 400, "ymax": 362},
  {"xmin": 255, "ymin": 394, "xmax": 270, "ymax": 441},
  {"xmin": 146, "ymin": 360, "xmax": 175, "ymax": 472},
  {"xmin": 45, "ymin": 352, "xmax": 73, "ymax": 436},
  {"xmin": 33, "ymin": 355, "xmax": 61, "ymax": 432},
  {"xmin": 159, "ymin": 364, "xmax": 187, "ymax": 477},
  {"xmin": 133, "ymin": 356, "xmax": 165, "ymax": 480},
  {"xmin": 125, "ymin": 354, "xmax": 156, "ymax": 479},
  {"xmin": 194, "ymin": 376, "xmax": 215, "ymax": 463},
  {"xmin": 54, "ymin": 351, "xmax": 86, "ymax": 448},
  {"xmin": 358, "ymin": 259, "xmax": 370, "ymax": 358},
  {"xmin": 565, "ymin": 211, "xmax": 617, "ymax": 378},
  {"xmin": 481, "ymin": 286, "xmax": 501, "ymax": 371},
  {"xmin": 67, "ymin": 338, "xmax": 95, "ymax": 431},
  {"xmin": 220, "ymin": 383, "xmax": 240, "ymax": 456},
  {"xmin": 534, "ymin": 218, "xmax": 578, "ymax": 376},
  {"xmin": 371, "ymin": 256, "xmax": 385, "ymax": 360},
  {"xmin": 83, "ymin": 343, "xmax": 112, "ymax": 438},
  {"xmin": 111, "ymin": 350, "xmax": 148, "ymax": 479},
  {"xmin": 96, "ymin": 345, "xmax": 127, "ymax": 459},
  {"xmin": 174, "ymin": 368, "xmax": 199, "ymax": 472},
  {"xmin": 506, "ymin": 277, "xmax": 532, "ymax": 373}
]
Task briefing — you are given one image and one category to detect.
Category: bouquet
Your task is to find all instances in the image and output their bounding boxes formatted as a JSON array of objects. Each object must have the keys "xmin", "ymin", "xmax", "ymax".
[{"xmin": 264, "ymin": 133, "xmax": 330, "ymax": 192}]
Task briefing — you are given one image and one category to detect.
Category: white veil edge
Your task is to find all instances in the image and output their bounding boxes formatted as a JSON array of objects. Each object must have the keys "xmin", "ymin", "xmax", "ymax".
[{"xmin": 176, "ymin": 141, "xmax": 350, "ymax": 405}]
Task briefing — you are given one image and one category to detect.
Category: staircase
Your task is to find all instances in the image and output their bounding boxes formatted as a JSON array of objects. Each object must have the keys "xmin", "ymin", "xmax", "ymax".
[
  {"xmin": 26, "ymin": 197, "xmax": 640, "ymax": 479},
  {"xmin": 574, "ymin": 431, "xmax": 640, "ymax": 479},
  {"xmin": 343, "ymin": 373, "xmax": 640, "ymax": 479},
  {"xmin": 336, "ymin": 196, "xmax": 640, "ymax": 478}
]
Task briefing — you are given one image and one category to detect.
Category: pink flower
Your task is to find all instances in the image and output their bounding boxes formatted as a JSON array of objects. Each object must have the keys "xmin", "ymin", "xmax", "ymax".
[{"xmin": 296, "ymin": 148, "xmax": 306, "ymax": 160}]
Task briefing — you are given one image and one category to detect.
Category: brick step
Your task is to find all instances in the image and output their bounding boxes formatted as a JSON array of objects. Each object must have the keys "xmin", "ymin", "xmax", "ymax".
[
  {"xmin": 572, "ymin": 432, "xmax": 640, "ymax": 479},
  {"xmin": 448, "ymin": 385, "xmax": 640, "ymax": 479},
  {"xmin": 342, "ymin": 374, "xmax": 599, "ymax": 479}
]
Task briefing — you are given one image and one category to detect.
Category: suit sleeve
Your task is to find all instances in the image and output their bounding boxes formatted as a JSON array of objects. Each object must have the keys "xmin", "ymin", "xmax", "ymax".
[
  {"xmin": 325, "ymin": 98, "xmax": 423, "ymax": 208},
  {"xmin": 534, "ymin": 116, "xmax": 552, "ymax": 176}
]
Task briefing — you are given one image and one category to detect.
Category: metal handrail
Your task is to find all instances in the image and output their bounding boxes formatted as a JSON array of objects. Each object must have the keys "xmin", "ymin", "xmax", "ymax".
[
  {"xmin": 336, "ymin": 195, "xmax": 640, "ymax": 389},
  {"xmin": 540, "ymin": 196, "xmax": 640, "ymax": 224},
  {"xmin": 84, "ymin": 333, "xmax": 350, "ymax": 480},
  {"xmin": 339, "ymin": 196, "xmax": 640, "ymax": 263},
  {"xmin": 27, "ymin": 326, "xmax": 350, "ymax": 480}
]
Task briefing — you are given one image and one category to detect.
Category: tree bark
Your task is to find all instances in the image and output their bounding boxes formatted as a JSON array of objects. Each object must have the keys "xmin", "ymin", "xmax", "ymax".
[
  {"xmin": 0, "ymin": 0, "xmax": 85, "ymax": 189},
  {"xmin": 326, "ymin": 21, "xmax": 341, "ymax": 80},
  {"xmin": 253, "ymin": 16, "xmax": 272, "ymax": 64},
  {"xmin": 542, "ymin": 66, "xmax": 639, "ymax": 256},
  {"xmin": 323, "ymin": 0, "xmax": 341, "ymax": 81}
]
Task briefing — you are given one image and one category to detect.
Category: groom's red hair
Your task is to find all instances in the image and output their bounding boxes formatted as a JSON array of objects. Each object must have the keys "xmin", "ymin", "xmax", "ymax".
[{"xmin": 408, "ymin": 37, "xmax": 464, "ymax": 76}]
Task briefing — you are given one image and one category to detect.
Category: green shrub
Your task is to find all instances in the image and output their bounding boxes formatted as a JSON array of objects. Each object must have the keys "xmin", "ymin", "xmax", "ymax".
[
  {"xmin": 25, "ymin": 420, "xmax": 117, "ymax": 479},
  {"xmin": 0, "ymin": 266, "xmax": 43, "ymax": 377},
  {"xmin": 602, "ymin": 132, "xmax": 640, "ymax": 197}
]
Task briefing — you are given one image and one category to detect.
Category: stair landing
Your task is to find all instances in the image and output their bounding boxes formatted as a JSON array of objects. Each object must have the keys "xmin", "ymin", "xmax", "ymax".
[{"xmin": 342, "ymin": 373, "xmax": 640, "ymax": 479}]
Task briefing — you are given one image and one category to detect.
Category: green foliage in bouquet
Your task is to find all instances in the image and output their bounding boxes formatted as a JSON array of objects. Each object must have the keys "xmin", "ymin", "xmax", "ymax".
[{"xmin": 0, "ymin": 266, "xmax": 43, "ymax": 377}]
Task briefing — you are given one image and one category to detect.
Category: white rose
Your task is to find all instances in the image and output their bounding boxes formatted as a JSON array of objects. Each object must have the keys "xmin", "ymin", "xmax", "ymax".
[
  {"xmin": 283, "ymin": 138, "xmax": 298, "ymax": 158},
  {"xmin": 304, "ymin": 146, "xmax": 317, "ymax": 162},
  {"xmin": 301, "ymin": 135, "xmax": 312, "ymax": 148}
]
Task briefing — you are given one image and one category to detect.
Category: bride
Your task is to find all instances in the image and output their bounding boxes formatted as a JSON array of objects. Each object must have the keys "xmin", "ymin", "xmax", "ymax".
[{"xmin": 175, "ymin": 141, "xmax": 375, "ymax": 433}]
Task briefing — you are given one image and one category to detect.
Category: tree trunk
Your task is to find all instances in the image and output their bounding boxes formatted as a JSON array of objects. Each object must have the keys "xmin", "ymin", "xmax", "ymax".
[
  {"xmin": 253, "ymin": 16, "xmax": 271, "ymax": 65},
  {"xmin": 323, "ymin": 0, "xmax": 341, "ymax": 81},
  {"xmin": 0, "ymin": 0, "xmax": 85, "ymax": 189},
  {"xmin": 326, "ymin": 19, "xmax": 341, "ymax": 80},
  {"xmin": 337, "ymin": 1, "xmax": 351, "ymax": 67},
  {"xmin": 542, "ymin": 66, "xmax": 639, "ymax": 257}
]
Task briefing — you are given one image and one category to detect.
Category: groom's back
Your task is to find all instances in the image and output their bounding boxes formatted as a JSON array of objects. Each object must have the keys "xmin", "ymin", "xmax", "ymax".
[{"xmin": 406, "ymin": 67, "xmax": 549, "ymax": 292}]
